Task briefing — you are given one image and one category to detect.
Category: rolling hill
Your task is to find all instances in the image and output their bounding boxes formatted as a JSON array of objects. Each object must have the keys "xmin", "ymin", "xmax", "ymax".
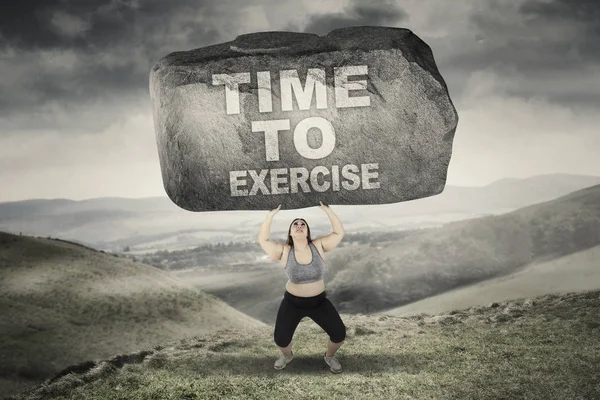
[
  {"xmin": 379, "ymin": 244, "xmax": 600, "ymax": 316},
  {"xmin": 0, "ymin": 231, "xmax": 266, "ymax": 398}
]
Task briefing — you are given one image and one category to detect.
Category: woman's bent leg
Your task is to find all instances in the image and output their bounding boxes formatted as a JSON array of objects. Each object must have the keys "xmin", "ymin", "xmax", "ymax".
[
  {"xmin": 307, "ymin": 298, "xmax": 346, "ymax": 357},
  {"xmin": 273, "ymin": 296, "xmax": 304, "ymax": 355}
]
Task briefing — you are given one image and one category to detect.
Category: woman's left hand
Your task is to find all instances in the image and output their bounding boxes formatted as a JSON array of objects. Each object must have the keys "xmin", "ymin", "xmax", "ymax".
[{"xmin": 319, "ymin": 201, "xmax": 329, "ymax": 211}]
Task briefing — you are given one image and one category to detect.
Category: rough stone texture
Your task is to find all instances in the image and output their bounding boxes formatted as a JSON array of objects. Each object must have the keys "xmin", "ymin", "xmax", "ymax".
[{"xmin": 149, "ymin": 27, "xmax": 458, "ymax": 211}]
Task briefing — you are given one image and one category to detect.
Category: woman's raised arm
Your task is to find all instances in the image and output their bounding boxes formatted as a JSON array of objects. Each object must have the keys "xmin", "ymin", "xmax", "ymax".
[
  {"xmin": 313, "ymin": 201, "xmax": 345, "ymax": 252},
  {"xmin": 258, "ymin": 205, "xmax": 285, "ymax": 261}
]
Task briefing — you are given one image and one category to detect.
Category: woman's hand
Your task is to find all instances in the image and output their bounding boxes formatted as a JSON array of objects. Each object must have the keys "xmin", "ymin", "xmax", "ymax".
[
  {"xmin": 267, "ymin": 204, "xmax": 281, "ymax": 218},
  {"xmin": 319, "ymin": 201, "xmax": 330, "ymax": 211}
]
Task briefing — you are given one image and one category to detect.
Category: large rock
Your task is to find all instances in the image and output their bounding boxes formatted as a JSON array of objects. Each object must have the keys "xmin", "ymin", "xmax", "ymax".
[{"xmin": 149, "ymin": 26, "xmax": 458, "ymax": 211}]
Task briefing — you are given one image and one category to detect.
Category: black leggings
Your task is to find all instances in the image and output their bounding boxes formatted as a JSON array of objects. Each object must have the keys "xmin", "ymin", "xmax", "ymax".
[{"xmin": 274, "ymin": 290, "xmax": 346, "ymax": 348}]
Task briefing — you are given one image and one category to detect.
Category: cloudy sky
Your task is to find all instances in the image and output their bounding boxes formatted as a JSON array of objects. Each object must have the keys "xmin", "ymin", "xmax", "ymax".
[{"xmin": 0, "ymin": 0, "xmax": 598, "ymax": 202}]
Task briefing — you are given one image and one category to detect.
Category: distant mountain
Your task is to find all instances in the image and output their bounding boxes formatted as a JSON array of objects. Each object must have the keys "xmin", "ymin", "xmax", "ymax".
[
  {"xmin": 359, "ymin": 173, "xmax": 600, "ymax": 217},
  {"xmin": 0, "ymin": 197, "xmax": 253, "ymax": 251},
  {"xmin": 464, "ymin": 173, "xmax": 600, "ymax": 209},
  {"xmin": 0, "ymin": 173, "xmax": 599, "ymax": 252},
  {"xmin": 0, "ymin": 231, "xmax": 265, "ymax": 397}
]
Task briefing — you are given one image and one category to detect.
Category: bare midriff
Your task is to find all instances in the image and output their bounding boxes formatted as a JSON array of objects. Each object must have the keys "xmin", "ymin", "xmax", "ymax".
[
  {"xmin": 285, "ymin": 279, "xmax": 325, "ymax": 297},
  {"xmin": 281, "ymin": 243, "xmax": 326, "ymax": 298}
]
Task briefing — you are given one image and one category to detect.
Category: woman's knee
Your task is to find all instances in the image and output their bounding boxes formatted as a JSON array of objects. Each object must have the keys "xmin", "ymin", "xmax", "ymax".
[
  {"xmin": 274, "ymin": 321, "xmax": 294, "ymax": 348},
  {"xmin": 274, "ymin": 333, "xmax": 292, "ymax": 348},
  {"xmin": 330, "ymin": 324, "xmax": 346, "ymax": 343},
  {"xmin": 322, "ymin": 299, "xmax": 346, "ymax": 343}
]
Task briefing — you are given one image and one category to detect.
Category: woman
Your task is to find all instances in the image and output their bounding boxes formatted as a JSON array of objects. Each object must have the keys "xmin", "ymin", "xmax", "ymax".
[{"xmin": 258, "ymin": 201, "xmax": 347, "ymax": 373}]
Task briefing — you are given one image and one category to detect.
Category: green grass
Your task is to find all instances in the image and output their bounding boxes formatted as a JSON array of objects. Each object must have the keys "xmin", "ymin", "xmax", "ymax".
[{"xmin": 8, "ymin": 289, "xmax": 600, "ymax": 400}]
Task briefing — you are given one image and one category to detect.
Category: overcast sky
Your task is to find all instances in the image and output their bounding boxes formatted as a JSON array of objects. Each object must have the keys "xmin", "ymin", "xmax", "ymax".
[{"xmin": 1, "ymin": 0, "xmax": 598, "ymax": 202}]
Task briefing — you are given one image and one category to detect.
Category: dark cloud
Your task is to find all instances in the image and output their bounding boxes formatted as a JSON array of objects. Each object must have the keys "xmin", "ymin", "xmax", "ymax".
[
  {"xmin": 521, "ymin": 0, "xmax": 600, "ymax": 28},
  {"xmin": 0, "ymin": 0, "xmax": 236, "ymax": 132},
  {"xmin": 0, "ymin": 0, "xmax": 214, "ymax": 51},
  {"xmin": 0, "ymin": 0, "xmax": 91, "ymax": 50},
  {"xmin": 298, "ymin": 0, "xmax": 407, "ymax": 36},
  {"xmin": 520, "ymin": 0, "xmax": 600, "ymax": 57},
  {"xmin": 2, "ymin": 0, "xmax": 598, "ymax": 132},
  {"xmin": 469, "ymin": 0, "xmax": 600, "ymax": 66},
  {"xmin": 437, "ymin": 0, "xmax": 600, "ymax": 109}
]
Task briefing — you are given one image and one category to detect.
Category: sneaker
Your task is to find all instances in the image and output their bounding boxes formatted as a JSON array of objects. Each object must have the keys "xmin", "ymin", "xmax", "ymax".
[
  {"xmin": 274, "ymin": 350, "xmax": 294, "ymax": 370},
  {"xmin": 324, "ymin": 352, "xmax": 342, "ymax": 373}
]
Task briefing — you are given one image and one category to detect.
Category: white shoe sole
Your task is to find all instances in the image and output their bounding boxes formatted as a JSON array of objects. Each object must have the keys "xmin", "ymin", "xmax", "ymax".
[
  {"xmin": 274, "ymin": 355, "xmax": 293, "ymax": 370},
  {"xmin": 324, "ymin": 355, "xmax": 342, "ymax": 373}
]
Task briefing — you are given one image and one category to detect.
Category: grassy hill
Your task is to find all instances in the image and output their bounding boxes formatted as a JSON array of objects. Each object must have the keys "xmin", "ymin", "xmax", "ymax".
[
  {"xmin": 6, "ymin": 289, "xmax": 600, "ymax": 400},
  {"xmin": 323, "ymin": 184, "xmax": 600, "ymax": 313},
  {"xmin": 381, "ymin": 244, "xmax": 600, "ymax": 316},
  {"xmin": 0, "ymin": 232, "xmax": 266, "ymax": 398},
  {"xmin": 172, "ymin": 266, "xmax": 287, "ymax": 325}
]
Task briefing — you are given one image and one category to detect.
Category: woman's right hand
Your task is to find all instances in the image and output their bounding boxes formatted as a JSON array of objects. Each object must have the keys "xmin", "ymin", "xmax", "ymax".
[{"xmin": 267, "ymin": 204, "xmax": 281, "ymax": 218}]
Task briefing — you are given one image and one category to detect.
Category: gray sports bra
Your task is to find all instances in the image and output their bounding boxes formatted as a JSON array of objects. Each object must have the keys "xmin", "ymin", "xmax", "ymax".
[{"xmin": 284, "ymin": 242, "xmax": 325, "ymax": 284}]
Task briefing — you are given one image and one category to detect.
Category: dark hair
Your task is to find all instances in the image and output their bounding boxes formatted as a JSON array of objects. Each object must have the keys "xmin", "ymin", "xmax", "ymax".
[{"xmin": 286, "ymin": 218, "xmax": 312, "ymax": 246}]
